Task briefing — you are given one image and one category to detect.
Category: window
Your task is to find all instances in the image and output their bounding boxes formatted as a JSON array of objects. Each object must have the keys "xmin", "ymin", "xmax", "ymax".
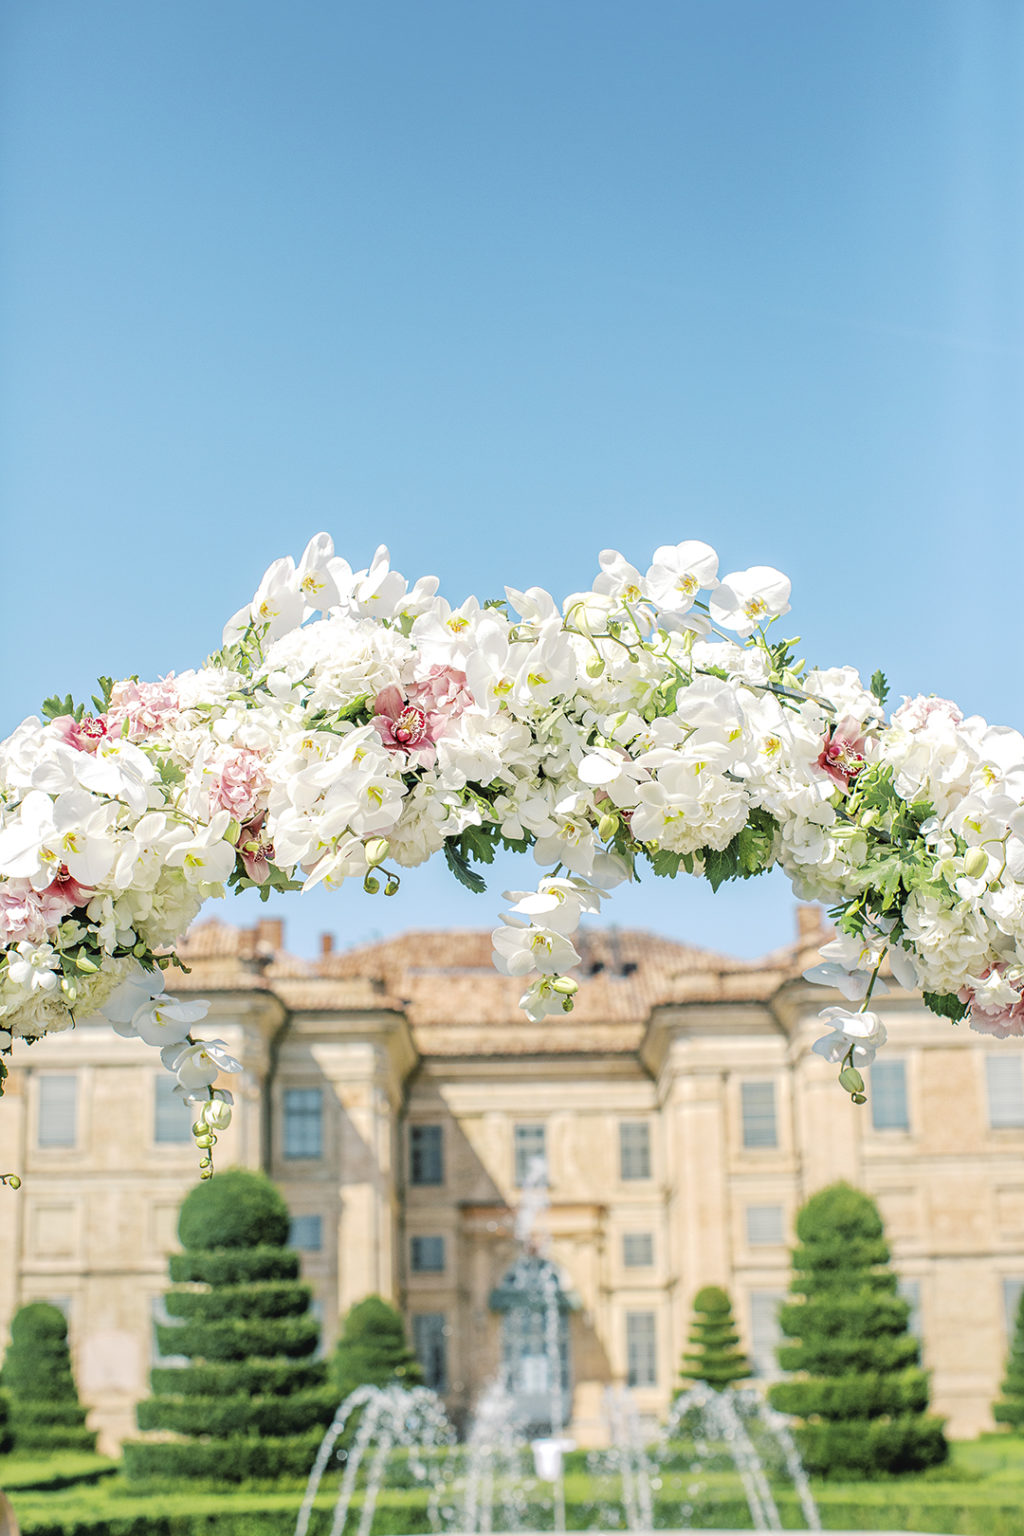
[
  {"xmin": 619, "ymin": 1121, "xmax": 652, "ymax": 1181},
  {"xmin": 289, "ymin": 1215, "xmax": 323, "ymax": 1252},
  {"xmin": 987, "ymin": 1057, "xmax": 1024, "ymax": 1129},
  {"xmin": 37, "ymin": 1075, "xmax": 77, "ymax": 1149},
  {"xmin": 513, "ymin": 1123, "xmax": 547, "ymax": 1186},
  {"xmin": 283, "ymin": 1089, "xmax": 323, "ymax": 1159},
  {"xmin": 749, "ymin": 1290, "xmax": 785, "ymax": 1379},
  {"xmin": 411, "ymin": 1235, "xmax": 445, "ymax": 1273},
  {"xmin": 410, "ymin": 1124, "xmax": 444, "ymax": 1186},
  {"xmin": 412, "ymin": 1313, "xmax": 448, "ymax": 1391},
  {"xmin": 898, "ymin": 1277, "xmax": 922, "ymax": 1341},
  {"xmin": 622, "ymin": 1232, "xmax": 654, "ymax": 1268},
  {"xmin": 625, "ymin": 1311, "xmax": 657, "ymax": 1387},
  {"xmin": 740, "ymin": 1082, "xmax": 777, "ymax": 1149},
  {"xmin": 1003, "ymin": 1278, "xmax": 1024, "ymax": 1341},
  {"xmin": 154, "ymin": 1074, "xmax": 192, "ymax": 1144},
  {"xmin": 746, "ymin": 1205, "xmax": 784, "ymax": 1245},
  {"xmin": 871, "ymin": 1059, "xmax": 910, "ymax": 1131},
  {"xmin": 151, "ymin": 1294, "xmax": 188, "ymax": 1368}
]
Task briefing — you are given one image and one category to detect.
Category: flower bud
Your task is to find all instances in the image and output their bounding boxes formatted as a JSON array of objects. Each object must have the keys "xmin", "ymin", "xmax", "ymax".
[
  {"xmin": 200, "ymin": 1167, "xmax": 214, "ymax": 1180},
  {"xmin": 4, "ymin": 1175, "xmax": 21, "ymax": 1191},
  {"xmin": 364, "ymin": 838, "xmax": 390, "ymax": 868},
  {"xmin": 839, "ymin": 1065, "xmax": 864, "ymax": 1094},
  {"xmin": 193, "ymin": 1132, "xmax": 215, "ymax": 1149},
  {"xmin": 585, "ymin": 655, "xmax": 605, "ymax": 679},
  {"xmin": 363, "ymin": 874, "xmax": 380, "ymax": 895},
  {"xmin": 963, "ymin": 847, "xmax": 989, "ymax": 880},
  {"xmin": 597, "ymin": 812, "xmax": 618, "ymax": 842},
  {"xmin": 201, "ymin": 1099, "xmax": 233, "ymax": 1131},
  {"xmin": 551, "ymin": 976, "xmax": 578, "ymax": 996},
  {"xmin": 860, "ymin": 808, "xmax": 878, "ymax": 828},
  {"xmin": 225, "ymin": 819, "xmax": 242, "ymax": 844},
  {"xmin": 384, "ymin": 877, "xmax": 400, "ymax": 897}
]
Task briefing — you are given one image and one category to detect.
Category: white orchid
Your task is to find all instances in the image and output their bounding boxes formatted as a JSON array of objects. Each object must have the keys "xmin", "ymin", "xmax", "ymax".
[
  {"xmin": 709, "ymin": 566, "xmax": 791, "ymax": 638},
  {"xmin": 813, "ymin": 1006, "xmax": 888, "ymax": 1067}
]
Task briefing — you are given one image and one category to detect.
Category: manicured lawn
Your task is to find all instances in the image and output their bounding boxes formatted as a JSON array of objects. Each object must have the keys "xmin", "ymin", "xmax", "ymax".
[{"xmin": 3, "ymin": 1437, "xmax": 1024, "ymax": 1534}]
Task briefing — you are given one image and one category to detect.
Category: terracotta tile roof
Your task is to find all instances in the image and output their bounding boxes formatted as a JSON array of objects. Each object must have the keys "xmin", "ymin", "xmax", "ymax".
[{"xmin": 167, "ymin": 905, "xmax": 833, "ymax": 1053}]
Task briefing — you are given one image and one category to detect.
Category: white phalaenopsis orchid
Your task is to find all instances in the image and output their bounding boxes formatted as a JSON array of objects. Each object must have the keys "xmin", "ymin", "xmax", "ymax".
[
  {"xmin": 3, "ymin": 532, "xmax": 1024, "ymax": 1158},
  {"xmin": 813, "ymin": 1006, "xmax": 888, "ymax": 1067}
]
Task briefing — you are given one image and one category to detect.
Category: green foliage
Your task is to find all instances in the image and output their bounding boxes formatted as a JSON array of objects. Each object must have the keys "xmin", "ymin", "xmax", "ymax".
[
  {"xmin": 993, "ymin": 1288, "xmax": 1024, "ymax": 1430},
  {"xmin": 768, "ymin": 1182, "xmax": 948, "ymax": 1477},
  {"xmin": 177, "ymin": 1168, "xmax": 290, "ymax": 1250},
  {"xmin": 125, "ymin": 1169, "xmax": 330, "ymax": 1486},
  {"xmin": 869, "ymin": 670, "xmax": 890, "ymax": 707},
  {"xmin": 924, "ymin": 990, "xmax": 971, "ymax": 1023},
  {"xmin": 677, "ymin": 1285, "xmax": 750, "ymax": 1390},
  {"xmin": 329, "ymin": 1295, "xmax": 424, "ymax": 1403},
  {"xmin": 0, "ymin": 1387, "xmax": 11, "ymax": 1455},
  {"xmin": 0, "ymin": 1302, "xmax": 96, "ymax": 1454}
]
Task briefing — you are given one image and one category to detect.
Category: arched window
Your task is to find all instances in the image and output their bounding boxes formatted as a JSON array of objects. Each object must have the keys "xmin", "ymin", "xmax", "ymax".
[{"xmin": 489, "ymin": 1255, "xmax": 573, "ymax": 1436}]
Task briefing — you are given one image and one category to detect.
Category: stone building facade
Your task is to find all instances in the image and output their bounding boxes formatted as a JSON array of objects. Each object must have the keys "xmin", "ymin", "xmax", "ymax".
[{"xmin": 2, "ymin": 907, "xmax": 1024, "ymax": 1454}]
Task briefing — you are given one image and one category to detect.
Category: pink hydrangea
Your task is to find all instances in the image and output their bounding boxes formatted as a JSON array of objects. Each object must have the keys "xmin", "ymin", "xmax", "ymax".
[
  {"xmin": 106, "ymin": 676, "xmax": 181, "ymax": 739},
  {"xmin": 0, "ymin": 880, "xmax": 75, "ymax": 945},
  {"xmin": 210, "ymin": 749, "xmax": 269, "ymax": 822},
  {"xmin": 960, "ymin": 965, "xmax": 1024, "ymax": 1039},
  {"xmin": 892, "ymin": 695, "xmax": 964, "ymax": 733}
]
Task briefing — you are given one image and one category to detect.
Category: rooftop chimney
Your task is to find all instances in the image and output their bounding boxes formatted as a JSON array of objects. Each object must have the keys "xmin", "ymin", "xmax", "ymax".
[
  {"xmin": 320, "ymin": 932, "xmax": 334, "ymax": 957},
  {"xmin": 256, "ymin": 917, "xmax": 284, "ymax": 954},
  {"xmin": 796, "ymin": 904, "xmax": 824, "ymax": 945}
]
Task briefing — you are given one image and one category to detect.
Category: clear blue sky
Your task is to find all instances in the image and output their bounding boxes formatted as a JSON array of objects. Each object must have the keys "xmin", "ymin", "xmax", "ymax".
[{"xmin": 2, "ymin": 1, "xmax": 1022, "ymax": 960}]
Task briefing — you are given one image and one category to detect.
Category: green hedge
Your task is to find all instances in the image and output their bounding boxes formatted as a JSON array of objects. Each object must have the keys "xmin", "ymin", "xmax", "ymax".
[
  {"xmin": 149, "ymin": 1359, "xmax": 327, "ymax": 1399},
  {"xmin": 136, "ymin": 1387, "xmax": 335, "ymax": 1438},
  {"xmin": 163, "ymin": 1281, "xmax": 313, "ymax": 1323},
  {"xmin": 121, "ymin": 1430, "xmax": 326, "ymax": 1486},
  {"xmin": 169, "ymin": 1248, "xmax": 300, "ymax": 1286},
  {"xmin": 154, "ymin": 1312, "xmax": 319, "ymax": 1362}
]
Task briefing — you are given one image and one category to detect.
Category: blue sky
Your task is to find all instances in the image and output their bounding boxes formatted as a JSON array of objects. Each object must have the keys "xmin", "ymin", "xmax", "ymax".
[{"xmin": 2, "ymin": 1, "xmax": 1022, "ymax": 960}]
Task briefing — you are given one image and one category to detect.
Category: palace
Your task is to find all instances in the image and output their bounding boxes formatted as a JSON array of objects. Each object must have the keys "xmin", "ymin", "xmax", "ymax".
[{"xmin": 2, "ymin": 908, "xmax": 1024, "ymax": 1454}]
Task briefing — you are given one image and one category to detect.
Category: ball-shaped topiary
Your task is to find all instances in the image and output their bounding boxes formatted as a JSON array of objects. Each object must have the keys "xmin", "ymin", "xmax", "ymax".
[
  {"xmin": 330, "ymin": 1295, "xmax": 425, "ymax": 1403},
  {"xmin": 0, "ymin": 1301, "xmax": 96, "ymax": 1453},
  {"xmin": 768, "ymin": 1182, "xmax": 948, "ymax": 1477},
  {"xmin": 177, "ymin": 1166, "xmax": 291, "ymax": 1250},
  {"xmin": 993, "ymin": 1286, "xmax": 1024, "ymax": 1430}
]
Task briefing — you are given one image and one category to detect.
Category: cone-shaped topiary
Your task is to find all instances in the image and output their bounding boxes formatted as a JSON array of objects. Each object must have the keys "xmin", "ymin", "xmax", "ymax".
[
  {"xmin": 0, "ymin": 1301, "xmax": 96, "ymax": 1453},
  {"xmin": 993, "ymin": 1287, "xmax": 1024, "ymax": 1429},
  {"xmin": 676, "ymin": 1285, "xmax": 750, "ymax": 1391},
  {"xmin": 329, "ymin": 1295, "xmax": 424, "ymax": 1403},
  {"xmin": 768, "ymin": 1181, "xmax": 948, "ymax": 1477},
  {"xmin": 124, "ymin": 1168, "xmax": 334, "ymax": 1485}
]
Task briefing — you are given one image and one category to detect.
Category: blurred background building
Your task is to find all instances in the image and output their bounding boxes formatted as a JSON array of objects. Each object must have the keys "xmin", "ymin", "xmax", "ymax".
[{"xmin": 1, "ymin": 907, "xmax": 1022, "ymax": 1454}]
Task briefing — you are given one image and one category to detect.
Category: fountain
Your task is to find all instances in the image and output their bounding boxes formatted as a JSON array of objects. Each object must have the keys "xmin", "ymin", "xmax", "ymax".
[{"xmin": 296, "ymin": 1155, "xmax": 828, "ymax": 1535}]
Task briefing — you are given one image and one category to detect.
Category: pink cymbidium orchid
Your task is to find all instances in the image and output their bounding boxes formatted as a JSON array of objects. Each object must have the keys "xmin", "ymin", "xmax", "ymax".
[{"xmin": 817, "ymin": 715, "xmax": 869, "ymax": 790}]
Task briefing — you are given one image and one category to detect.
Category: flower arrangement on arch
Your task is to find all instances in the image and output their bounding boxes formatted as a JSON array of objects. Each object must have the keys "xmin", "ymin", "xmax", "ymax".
[{"xmin": 2, "ymin": 532, "xmax": 1023, "ymax": 1165}]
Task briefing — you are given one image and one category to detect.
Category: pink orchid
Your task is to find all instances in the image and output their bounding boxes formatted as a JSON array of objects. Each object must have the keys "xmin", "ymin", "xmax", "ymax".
[
  {"xmin": 237, "ymin": 812, "xmax": 275, "ymax": 885},
  {"xmin": 817, "ymin": 715, "xmax": 868, "ymax": 790},
  {"xmin": 211, "ymin": 749, "xmax": 269, "ymax": 822},
  {"xmin": 50, "ymin": 714, "xmax": 109, "ymax": 753},
  {"xmin": 43, "ymin": 864, "xmax": 95, "ymax": 911},
  {"xmin": 372, "ymin": 686, "xmax": 445, "ymax": 767}
]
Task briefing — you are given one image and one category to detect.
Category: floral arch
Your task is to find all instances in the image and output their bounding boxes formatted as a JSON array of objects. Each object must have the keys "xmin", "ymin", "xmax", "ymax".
[{"xmin": 2, "ymin": 534, "xmax": 1022, "ymax": 1177}]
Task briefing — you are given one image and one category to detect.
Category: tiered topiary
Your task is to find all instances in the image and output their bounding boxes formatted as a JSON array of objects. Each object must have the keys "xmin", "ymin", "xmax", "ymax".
[
  {"xmin": 0, "ymin": 1301, "xmax": 96, "ymax": 1453},
  {"xmin": 329, "ymin": 1295, "xmax": 424, "ymax": 1402},
  {"xmin": 768, "ymin": 1182, "xmax": 948, "ymax": 1476},
  {"xmin": 993, "ymin": 1286, "xmax": 1024, "ymax": 1430},
  {"xmin": 676, "ymin": 1285, "xmax": 750, "ymax": 1391},
  {"xmin": 124, "ymin": 1168, "xmax": 334, "ymax": 1484}
]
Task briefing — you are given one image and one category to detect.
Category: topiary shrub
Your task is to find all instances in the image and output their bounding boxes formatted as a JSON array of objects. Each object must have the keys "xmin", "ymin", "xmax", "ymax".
[
  {"xmin": 676, "ymin": 1285, "xmax": 750, "ymax": 1391},
  {"xmin": 123, "ymin": 1168, "xmax": 334, "ymax": 1486},
  {"xmin": 0, "ymin": 1300, "xmax": 96, "ymax": 1453},
  {"xmin": 329, "ymin": 1294, "xmax": 424, "ymax": 1404},
  {"xmin": 0, "ymin": 1387, "xmax": 11, "ymax": 1455},
  {"xmin": 768, "ymin": 1181, "xmax": 948, "ymax": 1476},
  {"xmin": 994, "ymin": 1285, "xmax": 1024, "ymax": 1429}
]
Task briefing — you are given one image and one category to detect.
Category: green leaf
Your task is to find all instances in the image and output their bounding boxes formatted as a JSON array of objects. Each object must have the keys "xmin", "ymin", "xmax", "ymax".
[
  {"xmin": 41, "ymin": 692, "xmax": 81, "ymax": 722},
  {"xmin": 922, "ymin": 990, "xmax": 969, "ymax": 1023},
  {"xmin": 155, "ymin": 758, "xmax": 185, "ymax": 786},
  {"xmin": 647, "ymin": 848, "xmax": 683, "ymax": 879},
  {"xmin": 443, "ymin": 837, "xmax": 488, "ymax": 894},
  {"xmin": 869, "ymin": 670, "xmax": 890, "ymax": 707},
  {"xmin": 91, "ymin": 676, "xmax": 115, "ymax": 712}
]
